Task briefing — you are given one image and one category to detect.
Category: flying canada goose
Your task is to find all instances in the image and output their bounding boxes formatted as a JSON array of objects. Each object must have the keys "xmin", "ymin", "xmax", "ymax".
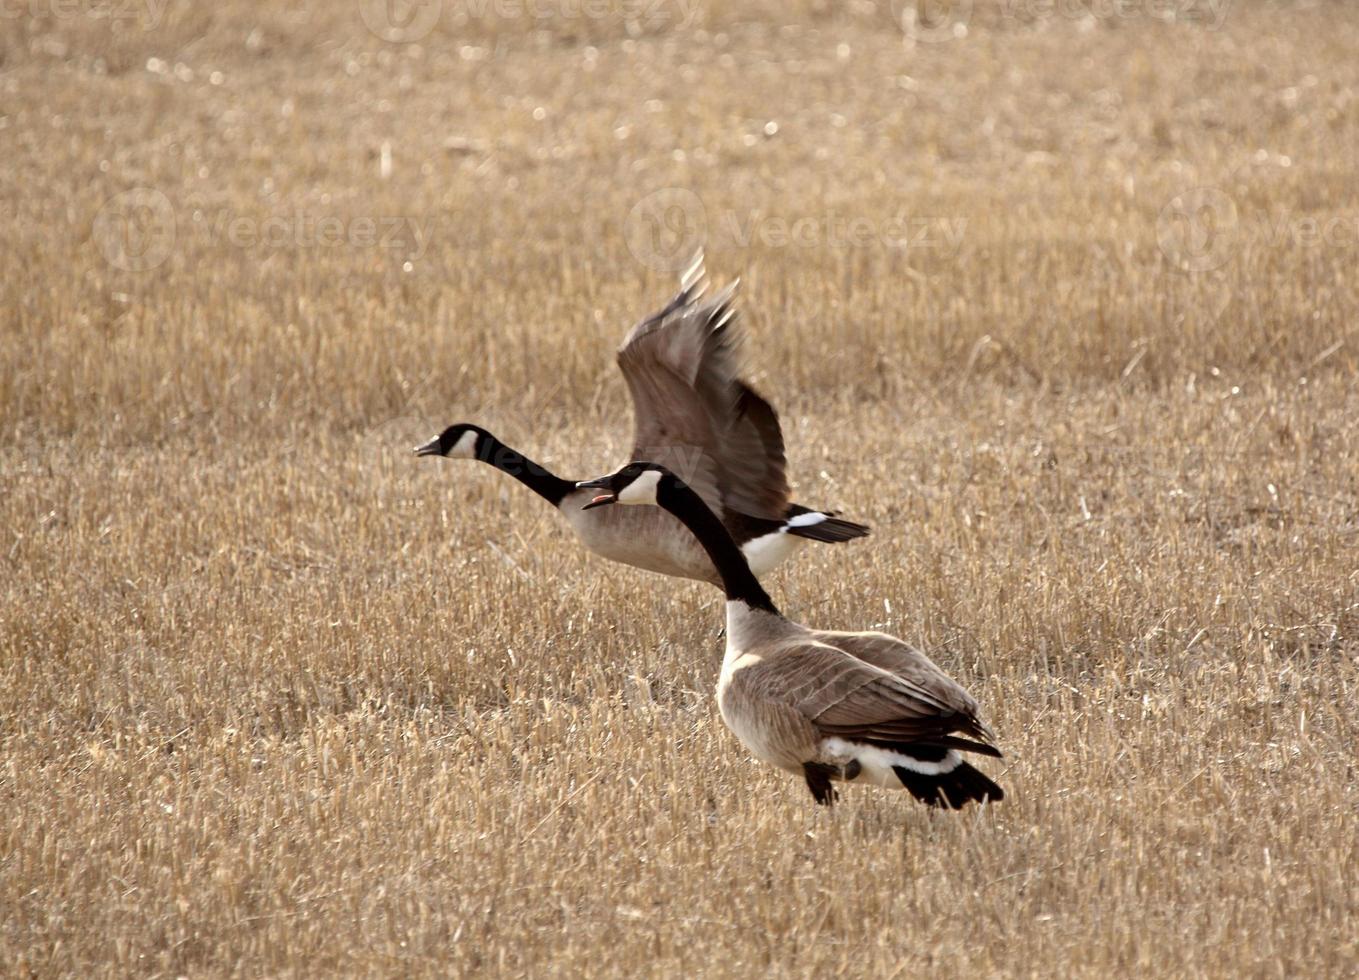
[
  {"xmin": 414, "ymin": 257, "xmax": 868, "ymax": 586},
  {"xmin": 577, "ymin": 462, "xmax": 1004, "ymax": 809}
]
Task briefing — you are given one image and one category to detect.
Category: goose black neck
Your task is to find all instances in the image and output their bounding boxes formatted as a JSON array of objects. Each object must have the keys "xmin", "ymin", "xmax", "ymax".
[
  {"xmin": 655, "ymin": 477, "xmax": 780, "ymax": 615},
  {"xmin": 476, "ymin": 434, "xmax": 574, "ymax": 507}
]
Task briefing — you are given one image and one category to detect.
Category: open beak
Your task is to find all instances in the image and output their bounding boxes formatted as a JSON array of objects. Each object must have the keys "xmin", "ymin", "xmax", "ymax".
[
  {"xmin": 413, "ymin": 437, "xmax": 442, "ymax": 457},
  {"xmin": 576, "ymin": 476, "xmax": 616, "ymax": 510},
  {"xmin": 581, "ymin": 492, "xmax": 616, "ymax": 511}
]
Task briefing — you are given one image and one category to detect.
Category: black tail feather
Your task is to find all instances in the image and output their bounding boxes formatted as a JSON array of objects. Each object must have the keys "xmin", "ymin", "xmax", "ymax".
[
  {"xmin": 892, "ymin": 762, "xmax": 1004, "ymax": 810},
  {"xmin": 784, "ymin": 508, "xmax": 871, "ymax": 543}
]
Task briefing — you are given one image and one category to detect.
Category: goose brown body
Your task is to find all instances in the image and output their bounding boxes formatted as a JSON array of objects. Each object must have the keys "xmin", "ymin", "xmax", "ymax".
[
  {"xmin": 578, "ymin": 462, "xmax": 1004, "ymax": 810},
  {"xmin": 415, "ymin": 256, "xmax": 869, "ymax": 585},
  {"xmin": 717, "ymin": 612, "xmax": 1003, "ymax": 806}
]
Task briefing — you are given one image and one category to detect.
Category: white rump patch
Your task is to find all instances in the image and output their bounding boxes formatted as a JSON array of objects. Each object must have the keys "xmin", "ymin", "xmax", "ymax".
[
  {"xmin": 740, "ymin": 513, "xmax": 829, "ymax": 574},
  {"xmin": 448, "ymin": 429, "xmax": 479, "ymax": 458},
  {"xmin": 740, "ymin": 528, "xmax": 804, "ymax": 576},
  {"xmin": 822, "ymin": 737, "xmax": 961, "ymax": 789},
  {"xmin": 617, "ymin": 468, "xmax": 663, "ymax": 505}
]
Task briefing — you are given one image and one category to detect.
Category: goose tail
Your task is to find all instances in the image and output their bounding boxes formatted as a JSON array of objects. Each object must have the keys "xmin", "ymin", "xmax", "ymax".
[
  {"xmin": 782, "ymin": 506, "xmax": 870, "ymax": 543},
  {"xmin": 892, "ymin": 761, "xmax": 1004, "ymax": 810}
]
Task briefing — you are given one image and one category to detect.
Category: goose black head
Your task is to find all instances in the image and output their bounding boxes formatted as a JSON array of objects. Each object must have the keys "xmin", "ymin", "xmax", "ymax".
[
  {"xmin": 413, "ymin": 423, "xmax": 488, "ymax": 459},
  {"xmin": 578, "ymin": 461, "xmax": 670, "ymax": 510}
]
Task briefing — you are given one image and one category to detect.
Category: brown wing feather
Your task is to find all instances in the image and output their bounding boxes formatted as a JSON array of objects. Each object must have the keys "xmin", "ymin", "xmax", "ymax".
[
  {"xmin": 616, "ymin": 262, "xmax": 726, "ymax": 512},
  {"xmin": 616, "ymin": 256, "xmax": 792, "ymax": 522},
  {"xmin": 615, "ymin": 358, "xmax": 722, "ymax": 514},
  {"xmin": 700, "ymin": 380, "xmax": 789, "ymax": 519},
  {"xmin": 741, "ymin": 641, "xmax": 998, "ymax": 747}
]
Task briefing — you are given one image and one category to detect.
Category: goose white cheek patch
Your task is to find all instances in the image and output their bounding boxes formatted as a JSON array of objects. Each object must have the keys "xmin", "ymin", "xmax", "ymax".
[
  {"xmin": 617, "ymin": 469, "xmax": 663, "ymax": 505},
  {"xmin": 448, "ymin": 430, "xmax": 479, "ymax": 458}
]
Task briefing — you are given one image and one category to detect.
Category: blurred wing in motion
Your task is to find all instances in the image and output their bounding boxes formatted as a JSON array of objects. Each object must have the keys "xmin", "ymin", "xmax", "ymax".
[{"xmin": 616, "ymin": 253, "xmax": 791, "ymax": 521}]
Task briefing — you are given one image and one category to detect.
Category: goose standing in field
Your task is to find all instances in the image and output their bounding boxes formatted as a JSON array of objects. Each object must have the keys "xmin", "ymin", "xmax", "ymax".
[
  {"xmin": 414, "ymin": 257, "xmax": 869, "ymax": 586},
  {"xmin": 577, "ymin": 462, "xmax": 1004, "ymax": 809}
]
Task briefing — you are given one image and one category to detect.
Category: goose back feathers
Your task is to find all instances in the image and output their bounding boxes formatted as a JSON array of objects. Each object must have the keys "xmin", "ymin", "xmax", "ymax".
[{"xmin": 578, "ymin": 462, "xmax": 1004, "ymax": 810}]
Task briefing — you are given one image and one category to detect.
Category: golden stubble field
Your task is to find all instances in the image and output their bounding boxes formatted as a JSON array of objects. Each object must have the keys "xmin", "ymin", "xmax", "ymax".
[{"xmin": 3, "ymin": 0, "xmax": 1358, "ymax": 975}]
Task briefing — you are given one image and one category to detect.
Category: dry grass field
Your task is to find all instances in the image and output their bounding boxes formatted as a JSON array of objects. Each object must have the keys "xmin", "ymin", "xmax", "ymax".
[{"xmin": 3, "ymin": 0, "xmax": 1359, "ymax": 975}]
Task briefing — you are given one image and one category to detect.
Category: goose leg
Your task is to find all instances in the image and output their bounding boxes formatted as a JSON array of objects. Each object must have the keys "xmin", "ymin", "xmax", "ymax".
[{"xmin": 802, "ymin": 762, "xmax": 839, "ymax": 806}]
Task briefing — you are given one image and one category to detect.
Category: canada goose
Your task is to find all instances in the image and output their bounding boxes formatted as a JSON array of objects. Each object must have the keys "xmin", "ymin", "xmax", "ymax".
[
  {"xmin": 577, "ymin": 462, "xmax": 1004, "ymax": 809},
  {"xmin": 414, "ymin": 257, "xmax": 868, "ymax": 586}
]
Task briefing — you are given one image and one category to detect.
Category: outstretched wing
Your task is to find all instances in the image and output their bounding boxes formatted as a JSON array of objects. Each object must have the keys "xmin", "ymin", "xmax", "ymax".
[
  {"xmin": 616, "ymin": 254, "xmax": 790, "ymax": 521},
  {"xmin": 616, "ymin": 257, "xmax": 726, "ymax": 512},
  {"xmin": 700, "ymin": 379, "xmax": 789, "ymax": 520}
]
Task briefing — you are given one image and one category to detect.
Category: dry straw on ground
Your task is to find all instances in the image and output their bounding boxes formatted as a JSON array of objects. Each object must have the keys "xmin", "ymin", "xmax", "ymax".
[{"xmin": 3, "ymin": 0, "xmax": 1358, "ymax": 975}]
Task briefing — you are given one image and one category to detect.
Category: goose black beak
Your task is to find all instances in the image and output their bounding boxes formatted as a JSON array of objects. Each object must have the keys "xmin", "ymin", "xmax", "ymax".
[
  {"xmin": 577, "ymin": 476, "xmax": 616, "ymax": 510},
  {"xmin": 413, "ymin": 437, "xmax": 442, "ymax": 457}
]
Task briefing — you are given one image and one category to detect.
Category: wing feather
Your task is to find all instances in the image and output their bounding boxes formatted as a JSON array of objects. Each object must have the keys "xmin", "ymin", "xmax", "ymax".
[
  {"xmin": 616, "ymin": 254, "xmax": 791, "ymax": 522},
  {"xmin": 738, "ymin": 640, "xmax": 998, "ymax": 748}
]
